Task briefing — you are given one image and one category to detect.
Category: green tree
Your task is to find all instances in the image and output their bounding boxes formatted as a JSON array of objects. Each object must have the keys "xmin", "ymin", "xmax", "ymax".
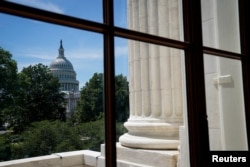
[
  {"xmin": 7, "ymin": 64, "xmax": 66, "ymax": 133},
  {"xmin": 75, "ymin": 73, "xmax": 129, "ymax": 123},
  {"xmin": 115, "ymin": 74, "xmax": 129, "ymax": 122},
  {"xmin": 0, "ymin": 134, "xmax": 11, "ymax": 161},
  {"xmin": 76, "ymin": 73, "xmax": 103, "ymax": 122},
  {"xmin": 75, "ymin": 115, "xmax": 127, "ymax": 151},
  {"xmin": 13, "ymin": 121, "xmax": 83, "ymax": 158},
  {"xmin": 76, "ymin": 117, "xmax": 105, "ymax": 151},
  {"xmin": 0, "ymin": 47, "xmax": 17, "ymax": 126}
]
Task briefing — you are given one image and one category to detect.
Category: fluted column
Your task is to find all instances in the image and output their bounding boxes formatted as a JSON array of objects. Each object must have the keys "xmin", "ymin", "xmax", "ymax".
[
  {"xmin": 139, "ymin": 0, "xmax": 151, "ymax": 117},
  {"xmin": 119, "ymin": 0, "xmax": 183, "ymax": 149},
  {"xmin": 159, "ymin": 0, "xmax": 174, "ymax": 123}
]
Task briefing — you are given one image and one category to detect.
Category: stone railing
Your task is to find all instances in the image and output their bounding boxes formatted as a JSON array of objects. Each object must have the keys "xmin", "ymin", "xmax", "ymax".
[
  {"xmin": 0, "ymin": 144, "xmax": 179, "ymax": 167},
  {"xmin": 0, "ymin": 150, "xmax": 100, "ymax": 167}
]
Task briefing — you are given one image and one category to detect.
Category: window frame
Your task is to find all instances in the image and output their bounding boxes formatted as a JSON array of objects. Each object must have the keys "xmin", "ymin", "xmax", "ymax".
[{"xmin": 0, "ymin": 0, "xmax": 249, "ymax": 167}]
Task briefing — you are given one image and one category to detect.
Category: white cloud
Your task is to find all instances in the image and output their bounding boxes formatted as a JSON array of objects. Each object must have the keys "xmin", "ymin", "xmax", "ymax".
[
  {"xmin": 17, "ymin": 60, "xmax": 51, "ymax": 72},
  {"xmin": 7, "ymin": 0, "xmax": 64, "ymax": 14},
  {"xmin": 14, "ymin": 48, "xmax": 55, "ymax": 60},
  {"xmin": 20, "ymin": 51, "xmax": 54, "ymax": 60},
  {"xmin": 68, "ymin": 45, "xmax": 128, "ymax": 60},
  {"xmin": 14, "ymin": 45, "xmax": 126, "ymax": 64},
  {"xmin": 115, "ymin": 46, "xmax": 128, "ymax": 57},
  {"xmin": 30, "ymin": 54, "xmax": 53, "ymax": 61},
  {"xmin": 67, "ymin": 48, "xmax": 103, "ymax": 60}
]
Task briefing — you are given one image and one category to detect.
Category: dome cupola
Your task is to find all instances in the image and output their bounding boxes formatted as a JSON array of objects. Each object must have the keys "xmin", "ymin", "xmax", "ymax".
[
  {"xmin": 49, "ymin": 40, "xmax": 79, "ymax": 91},
  {"xmin": 50, "ymin": 40, "xmax": 74, "ymax": 71}
]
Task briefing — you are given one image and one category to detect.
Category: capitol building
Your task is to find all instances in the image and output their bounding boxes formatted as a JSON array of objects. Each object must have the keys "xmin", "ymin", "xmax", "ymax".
[{"xmin": 49, "ymin": 40, "xmax": 80, "ymax": 114}]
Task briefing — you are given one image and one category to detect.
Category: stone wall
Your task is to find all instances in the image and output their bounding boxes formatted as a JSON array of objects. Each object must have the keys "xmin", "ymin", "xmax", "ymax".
[{"xmin": 0, "ymin": 150, "xmax": 100, "ymax": 167}]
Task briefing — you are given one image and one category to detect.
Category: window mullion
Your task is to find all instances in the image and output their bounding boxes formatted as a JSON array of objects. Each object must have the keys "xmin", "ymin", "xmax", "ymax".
[
  {"xmin": 103, "ymin": 0, "xmax": 117, "ymax": 167},
  {"xmin": 182, "ymin": 0, "xmax": 210, "ymax": 166},
  {"xmin": 239, "ymin": 0, "xmax": 250, "ymax": 151},
  {"xmin": 0, "ymin": 1, "xmax": 106, "ymax": 33}
]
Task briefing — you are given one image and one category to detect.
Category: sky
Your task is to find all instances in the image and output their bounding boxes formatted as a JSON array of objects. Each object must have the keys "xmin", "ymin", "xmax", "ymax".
[{"xmin": 0, "ymin": 0, "xmax": 128, "ymax": 88}]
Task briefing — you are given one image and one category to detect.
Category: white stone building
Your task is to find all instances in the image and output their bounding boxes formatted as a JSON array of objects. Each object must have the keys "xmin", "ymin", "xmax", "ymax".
[
  {"xmin": 117, "ymin": 0, "xmax": 248, "ymax": 166},
  {"xmin": 0, "ymin": 0, "xmax": 249, "ymax": 167},
  {"xmin": 49, "ymin": 40, "xmax": 80, "ymax": 114}
]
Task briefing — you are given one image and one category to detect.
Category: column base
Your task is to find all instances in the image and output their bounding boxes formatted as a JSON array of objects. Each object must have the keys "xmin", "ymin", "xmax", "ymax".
[
  {"xmin": 119, "ymin": 121, "xmax": 180, "ymax": 149},
  {"xmin": 119, "ymin": 133, "xmax": 179, "ymax": 149},
  {"xmin": 97, "ymin": 143, "xmax": 179, "ymax": 167}
]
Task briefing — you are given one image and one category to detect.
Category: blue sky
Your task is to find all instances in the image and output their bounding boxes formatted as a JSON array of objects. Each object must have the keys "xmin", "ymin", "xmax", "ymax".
[{"xmin": 0, "ymin": 0, "xmax": 128, "ymax": 88}]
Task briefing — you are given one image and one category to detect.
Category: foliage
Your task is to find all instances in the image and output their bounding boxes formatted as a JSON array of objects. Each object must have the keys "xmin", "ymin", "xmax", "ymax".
[
  {"xmin": 75, "ymin": 115, "xmax": 127, "ymax": 151},
  {"xmin": 0, "ymin": 47, "xmax": 17, "ymax": 126},
  {"xmin": 116, "ymin": 121, "xmax": 128, "ymax": 141},
  {"xmin": 115, "ymin": 74, "xmax": 129, "ymax": 122},
  {"xmin": 76, "ymin": 117, "xmax": 105, "ymax": 151},
  {"xmin": 76, "ymin": 73, "xmax": 129, "ymax": 123},
  {"xmin": 6, "ymin": 64, "xmax": 66, "ymax": 133},
  {"xmin": 0, "ymin": 117, "xmax": 127, "ymax": 161},
  {"xmin": 13, "ymin": 121, "xmax": 83, "ymax": 159},
  {"xmin": 76, "ymin": 73, "xmax": 103, "ymax": 122},
  {"xmin": 0, "ymin": 48, "xmax": 129, "ymax": 161},
  {"xmin": 0, "ymin": 134, "xmax": 11, "ymax": 161}
]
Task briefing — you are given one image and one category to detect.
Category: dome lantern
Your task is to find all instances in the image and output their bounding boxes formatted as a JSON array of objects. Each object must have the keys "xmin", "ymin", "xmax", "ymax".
[{"xmin": 58, "ymin": 40, "xmax": 64, "ymax": 58}]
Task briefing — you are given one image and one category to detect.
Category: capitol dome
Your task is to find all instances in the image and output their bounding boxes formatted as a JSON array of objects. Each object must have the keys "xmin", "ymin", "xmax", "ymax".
[
  {"xmin": 49, "ymin": 40, "xmax": 79, "ymax": 92},
  {"xmin": 50, "ymin": 56, "xmax": 74, "ymax": 71}
]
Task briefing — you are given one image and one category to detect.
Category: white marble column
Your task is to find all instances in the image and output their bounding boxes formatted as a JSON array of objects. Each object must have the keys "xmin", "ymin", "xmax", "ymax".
[
  {"xmin": 139, "ymin": 0, "xmax": 150, "ymax": 118},
  {"xmin": 119, "ymin": 0, "xmax": 183, "ymax": 149}
]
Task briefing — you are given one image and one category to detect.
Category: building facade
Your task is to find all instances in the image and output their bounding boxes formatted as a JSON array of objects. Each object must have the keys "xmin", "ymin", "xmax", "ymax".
[
  {"xmin": 119, "ymin": 1, "xmax": 248, "ymax": 167},
  {"xmin": 0, "ymin": 0, "xmax": 249, "ymax": 166},
  {"xmin": 49, "ymin": 40, "xmax": 80, "ymax": 113}
]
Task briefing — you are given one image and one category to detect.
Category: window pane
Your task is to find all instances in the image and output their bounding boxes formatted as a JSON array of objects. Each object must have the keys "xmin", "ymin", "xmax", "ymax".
[
  {"xmin": 114, "ymin": 37, "xmax": 188, "ymax": 166},
  {"xmin": 114, "ymin": 37, "xmax": 129, "ymax": 124},
  {"xmin": 6, "ymin": 0, "xmax": 103, "ymax": 23},
  {"xmin": 0, "ymin": 13, "xmax": 105, "ymax": 164},
  {"xmin": 114, "ymin": 37, "xmax": 129, "ymax": 165},
  {"xmin": 115, "ymin": 0, "xmax": 184, "ymax": 41},
  {"xmin": 201, "ymin": 0, "xmax": 240, "ymax": 53},
  {"xmin": 204, "ymin": 54, "xmax": 248, "ymax": 150}
]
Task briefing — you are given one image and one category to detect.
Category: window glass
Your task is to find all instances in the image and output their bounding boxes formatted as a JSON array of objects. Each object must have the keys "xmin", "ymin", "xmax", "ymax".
[
  {"xmin": 114, "ymin": 0, "xmax": 127, "ymax": 28},
  {"xmin": 114, "ymin": 37, "xmax": 129, "ymax": 164},
  {"xmin": 0, "ymin": 13, "xmax": 105, "ymax": 161},
  {"xmin": 201, "ymin": 0, "xmax": 241, "ymax": 53},
  {"xmin": 204, "ymin": 54, "xmax": 248, "ymax": 150},
  {"xmin": 114, "ymin": 37, "xmax": 129, "ymax": 127},
  {"xmin": 6, "ymin": 0, "xmax": 103, "ymax": 23},
  {"xmin": 114, "ymin": 37, "xmax": 188, "ymax": 166},
  {"xmin": 114, "ymin": 0, "xmax": 184, "ymax": 41}
]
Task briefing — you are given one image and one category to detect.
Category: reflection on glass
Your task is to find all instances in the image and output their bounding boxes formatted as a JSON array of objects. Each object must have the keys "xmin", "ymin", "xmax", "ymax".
[
  {"xmin": 201, "ymin": 0, "xmax": 240, "ymax": 53},
  {"xmin": 0, "ymin": 13, "xmax": 105, "ymax": 163},
  {"xmin": 6, "ymin": 0, "xmax": 103, "ymax": 22},
  {"xmin": 204, "ymin": 54, "xmax": 248, "ymax": 150},
  {"xmin": 115, "ymin": 0, "xmax": 184, "ymax": 40}
]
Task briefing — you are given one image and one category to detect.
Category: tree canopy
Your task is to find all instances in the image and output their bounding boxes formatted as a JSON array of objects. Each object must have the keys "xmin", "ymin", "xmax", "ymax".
[
  {"xmin": 75, "ymin": 73, "xmax": 129, "ymax": 123},
  {"xmin": 6, "ymin": 64, "xmax": 66, "ymax": 132},
  {"xmin": 21, "ymin": 121, "xmax": 82, "ymax": 157},
  {"xmin": 0, "ymin": 47, "xmax": 18, "ymax": 126},
  {"xmin": 76, "ymin": 73, "xmax": 103, "ymax": 122},
  {"xmin": 0, "ymin": 48, "xmax": 129, "ymax": 161},
  {"xmin": 115, "ymin": 74, "xmax": 129, "ymax": 122}
]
